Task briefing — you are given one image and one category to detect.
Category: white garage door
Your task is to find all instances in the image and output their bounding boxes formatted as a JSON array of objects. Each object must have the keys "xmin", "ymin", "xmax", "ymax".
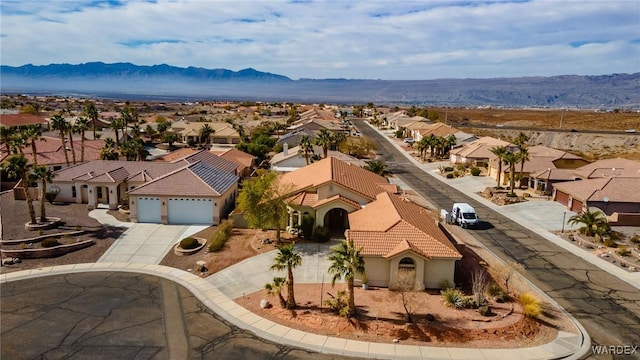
[
  {"xmin": 137, "ymin": 197, "xmax": 161, "ymax": 223},
  {"xmin": 168, "ymin": 198, "xmax": 213, "ymax": 224}
]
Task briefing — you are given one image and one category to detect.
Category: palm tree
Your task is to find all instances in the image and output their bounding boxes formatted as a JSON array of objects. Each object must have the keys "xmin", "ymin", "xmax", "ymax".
[
  {"xmin": 490, "ymin": 145, "xmax": 508, "ymax": 188},
  {"xmin": 416, "ymin": 138, "xmax": 428, "ymax": 161},
  {"xmin": 363, "ymin": 159, "xmax": 390, "ymax": 176},
  {"xmin": 50, "ymin": 113, "xmax": 70, "ymax": 166},
  {"xmin": 0, "ymin": 126, "xmax": 14, "ymax": 146},
  {"xmin": 517, "ymin": 145, "xmax": 530, "ymax": 187},
  {"xmin": 84, "ymin": 102, "xmax": 99, "ymax": 139},
  {"xmin": 199, "ymin": 124, "xmax": 215, "ymax": 145},
  {"xmin": 502, "ymin": 151, "xmax": 521, "ymax": 196},
  {"xmin": 33, "ymin": 165, "xmax": 54, "ymax": 222},
  {"xmin": 425, "ymin": 134, "xmax": 437, "ymax": 158},
  {"xmin": 297, "ymin": 135, "xmax": 314, "ymax": 165},
  {"xmin": 314, "ymin": 129, "xmax": 334, "ymax": 158},
  {"xmin": 8, "ymin": 132, "xmax": 27, "ymax": 156},
  {"xmin": 119, "ymin": 107, "xmax": 134, "ymax": 143},
  {"xmin": 270, "ymin": 243, "xmax": 302, "ymax": 309},
  {"xmin": 75, "ymin": 116, "xmax": 91, "ymax": 162},
  {"xmin": 2, "ymin": 155, "xmax": 37, "ymax": 224},
  {"xmin": 110, "ymin": 117, "xmax": 122, "ymax": 148},
  {"xmin": 265, "ymin": 277, "xmax": 287, "ymax": 308},
  {"xmin": 568, "ymin": 209, "xmax": 609, "ymax": 238},
  {"xmin": 333, "ymin": 131, "xmax": 346, "ymax": 150},
  {"xmin": 444, "ymin": 134, "xmax": 457, "ymax": 155},
  {"xmin": 100, "ymin": 138, "xmax": 119, "ymax": 160},
  {"xmin": 327, "ymin": 240, "xmax": 366, "ymax": 317},
  {"xmin": 513, "ymin": 132, "xmax": 530, "ymax": 147},
  {"xmin": 22, "ymin": 124, "xmax": 45, "ymax": 166},
  {"xmin": 67, "ymin": 120, "xmax": 77, "ymax": 165}
]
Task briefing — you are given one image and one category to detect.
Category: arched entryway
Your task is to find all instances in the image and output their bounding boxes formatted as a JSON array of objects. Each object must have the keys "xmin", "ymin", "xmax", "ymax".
[
  {"xmin": 323, "ymin": 208, "xmax": 349, "ymax": 235},
  {"xmin": 396, "ymin": 257, "xmax": 417, "ymax": 289}
]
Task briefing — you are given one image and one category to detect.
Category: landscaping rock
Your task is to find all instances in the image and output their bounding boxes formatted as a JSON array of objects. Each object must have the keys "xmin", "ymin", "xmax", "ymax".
[
  {"xmin": 478, "ymin": 305, "xmax": 493, "ymax": 317},
  {"xmin": 260, "ymin": 299, "xmax": 270, "ymax": 309}
]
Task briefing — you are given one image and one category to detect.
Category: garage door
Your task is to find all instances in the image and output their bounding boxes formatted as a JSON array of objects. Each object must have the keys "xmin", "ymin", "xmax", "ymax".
[
  {"xmin": 571, "ymin": 199, "xmax": 583, "ymax": 213},
  {"xmin": 168, "ymin": 198, "xmax": 213, "ymax": 224},
  {"xmin": 137, "ymin": 197, "xmax": 161, "ymax": 223},
  {"xmin": 555, "ymin": 191, "xmax": 569, "ymax": 206}
]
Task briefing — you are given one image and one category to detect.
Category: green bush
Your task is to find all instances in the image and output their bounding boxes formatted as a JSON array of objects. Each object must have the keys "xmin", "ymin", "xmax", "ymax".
[
  {"xmin": 179, "ymin": 237, "xmax": 200, "ymax": 250},
  {"xmin": 300, "ymin": 214, "xmax": 315, "ymax": 239},
  {"xmin": 41, "ymin": 238, "xmax": 60, "ymax": 248},
  {"xmin": 208, "ymin": 220, "xmax": 233, "ymax": 252},
  {"xmin": 630, "ymin": 234, "xmax": 640, "ymax": 244},
  {"xmin": 312, "ymin": 225, "xmax": 331, "ymax": 242},
  {"xmin": 470, "ymin": 167, "xmax": 481, "ymax": 176},
  {"xmin": 440, "ymin": 279, "xmax": 452, "ymax": 291},
  {"xmin": 518, "ymin": 292, "xmax": 541, "ymax": 318},
  {"xmin": 444, "ymin": 166, "xmax": 454, "ymax": 172},
  {"xmin": 455, "ymin": 163, "xmax": 467, "ymax": 172},
  {"xmin": 617, "ymin": 246, "xmax": 631, "ymax": 257},
  {"xmin": 441, "ymin": 288, "xmax": 464, "ymax": 309},
  {"xmin": 487, "ymin": 282, "xmax": 504, "ymax": 297},
  {"xmin": 603, "ymin": 238, "xmax": 618, "ymax": 248},
  {"xmin": 446, "ymin": 173, "xmax": 454, "ymax": 179}
]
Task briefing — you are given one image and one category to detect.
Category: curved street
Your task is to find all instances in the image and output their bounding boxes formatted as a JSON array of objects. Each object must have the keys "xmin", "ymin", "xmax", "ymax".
[{"xmin": 354, "ymin": 120, "xmax": 640, "ymax": 358}]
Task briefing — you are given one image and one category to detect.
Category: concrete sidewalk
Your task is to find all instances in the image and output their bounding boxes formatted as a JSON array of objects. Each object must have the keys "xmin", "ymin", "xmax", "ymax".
[
  {"xmin": 1, "ymin": 262, "xmax": 590, "ymax": 360},
  {"xmin": 89, "ymin": 206, "xmax": 207, "ymax": 264},
  {"xmin": 369, "ymin": 122, "xmax": 640, "ymax": 290}
]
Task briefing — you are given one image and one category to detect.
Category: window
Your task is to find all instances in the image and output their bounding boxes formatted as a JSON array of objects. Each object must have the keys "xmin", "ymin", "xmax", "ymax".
[
  {"xmin": 71, "ymin": 186, "xmax": 77, "ymax": 198},
  {"xmin": 97, "ymin": 187, "xmax": 103, "ymax": 198},
  {"xmin": 399, "ymin": 257, "xmax": 415, "ymax": 270}
]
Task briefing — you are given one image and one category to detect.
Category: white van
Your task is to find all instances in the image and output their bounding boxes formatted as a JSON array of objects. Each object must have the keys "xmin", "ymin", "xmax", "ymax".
[{"xmin": 451, "ymin": 203, "xmax": 479, "ymax": 228}]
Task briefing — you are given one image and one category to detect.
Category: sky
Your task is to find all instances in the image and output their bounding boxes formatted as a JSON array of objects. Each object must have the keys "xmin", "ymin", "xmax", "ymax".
[{"xmin": 1, "ymin": 0, "xmax": 639, "ymax": 80}]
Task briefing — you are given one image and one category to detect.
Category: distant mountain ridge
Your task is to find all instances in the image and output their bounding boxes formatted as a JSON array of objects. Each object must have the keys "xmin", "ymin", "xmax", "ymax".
[
  {"xmin": 1, "ymin": 62, "xmax": 291, "ymax": 81},
  {"xmin": 1, "ymin": 62, "xmax": 639, "ymax": 108}
]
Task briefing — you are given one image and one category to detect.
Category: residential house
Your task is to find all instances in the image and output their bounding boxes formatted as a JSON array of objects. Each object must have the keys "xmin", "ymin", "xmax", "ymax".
[
  {"xmin": 270, "ymin": 143, "xmax": 365, "ymax": 172},
  {"xmin": 276, "ymin": 128, "xmax": 319, "ymax": 148},
  {"xmin": 175, "ymin": 122, "xmax": 241, "ymax": 145},
  {"xmin": 0, "ymin": 135, "xmax": 104, "ymax": 171},
  {"xmin": 278, "ymin": 157, "xmax": 397, "ymax": 233},
  {"xmin": 0, "ymin": 113, "xmax": 50, "ymax": 131},
  {"xmin": 414, "ymin": 123, "xmax": 459, "ymax": 142},
  {"xmin": 346, "ymin": 192, "xmax": 462, "ymax": 289},
  {"xmin": 553, "ymin": 158, "xmax": 640, "ymax": 218},
  {"xmin": 450, "ymin": 136, "xmax": 512, "ymax": 167},
  {"xmin": 404, "ymin": 120, "xmax": 433, "ymax": 139},
  {"xmin": 49, "ymin": 149, "xmax": 239, "ymax": 224},
  {"xmin": 488, "ymin": 145, "xmax": 588, "ymax": 189},
  {"xmin": 286, "ymin": 119, "xmax": 344, "ymax": 133},
  {"xmin": 211, "ymin": 147, "xmax": 255, "ymax": 177}
]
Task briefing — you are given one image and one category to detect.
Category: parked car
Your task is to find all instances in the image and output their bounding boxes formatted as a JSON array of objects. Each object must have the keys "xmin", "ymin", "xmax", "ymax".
[
  {"xmin": 403, "ymin": 137, "xmax": 414, "ymax": 143},
  {"xmin": 451, "ymin": 203, "xmax": 479, "ymax": 228}
]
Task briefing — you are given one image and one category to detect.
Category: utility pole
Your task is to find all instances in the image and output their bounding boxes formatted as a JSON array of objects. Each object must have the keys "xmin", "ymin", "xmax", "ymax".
[{"xmin": 559, "ymin": 109, "xmax": 564, "ymax": 129}]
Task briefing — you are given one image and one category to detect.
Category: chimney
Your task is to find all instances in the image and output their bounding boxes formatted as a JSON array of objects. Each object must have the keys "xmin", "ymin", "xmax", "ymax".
[{"xmin": 283, "ymin": 142, "xmax": 288, "ymax": 156}]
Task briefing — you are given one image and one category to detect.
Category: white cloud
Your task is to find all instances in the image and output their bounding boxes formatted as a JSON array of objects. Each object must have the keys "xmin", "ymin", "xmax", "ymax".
[{"xmin": 1, "ymin": 0, "xmax": 638, "ymax": 79}]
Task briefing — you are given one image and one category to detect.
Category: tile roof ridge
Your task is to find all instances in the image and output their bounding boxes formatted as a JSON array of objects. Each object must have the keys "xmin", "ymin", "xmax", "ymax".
[{"xmin": 127, "ymin": 161, "xmax": 192, "ymax": 193}]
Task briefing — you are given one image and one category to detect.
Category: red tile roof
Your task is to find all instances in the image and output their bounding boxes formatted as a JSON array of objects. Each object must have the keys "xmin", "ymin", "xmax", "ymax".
[
  {"xmin": 0, "ymin": 136, "xmax": 104, "ymax": 166},
  {"xmin": 0, "ymin": 113, "xmax": 48, "ymax": 127},
  {"xmin": 347, "ymin": 192, "xmax": 461, "ymax": 259}
]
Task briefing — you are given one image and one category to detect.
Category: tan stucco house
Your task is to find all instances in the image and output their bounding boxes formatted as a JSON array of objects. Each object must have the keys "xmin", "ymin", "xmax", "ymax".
[{"xmin": 346, "ymin": 192, "xmax": 462, "ymax": 290}]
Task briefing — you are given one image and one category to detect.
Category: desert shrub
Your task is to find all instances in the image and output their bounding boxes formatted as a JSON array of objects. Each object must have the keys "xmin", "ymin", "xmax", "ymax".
[
  {"xmin": 441, "ymin": 288, "xmax": 465, "ymax": 309},
  {"xmin": 444, "ymin": 166, "xmax": 454, "ymax": 172},
  {"xmin": 208, "ymin": 220, "xmax": 233, "ymax": 252},
  {"xmin": 452, "ymin": 171, "xmax": 460, "ymax": 177},
  {"xmin": 179, "ymin": 237, "xmax": 200, "ymax": 250},
  {"xmin": 603, "ymin": 238, "xmax": 618, "ymax": 248},
  {"xmin": 519, "ymin": 292, "xmax": 541, "ymax": 318},
  {"xmin": 324, "ymin": 290, "xmax": 350, "ymax": 317},
  {"xmin": 446, "ymin": 173, "xmax": 455, "ymax": 179},
  {"xmin": 41, "ymin": 238, "xmax": 60, "ymax": 248},
  {"xmin": 440, "ymin": 279, "xmax": 453, "ymax": 291},
  {"xmin": 455, "ymin": 163, "xmax": 466, "ymax": 172},
  {"xmin": 487, "ymin": 282, "xmax": 504, "ymax": 297},
  {"xmin": 630, "ymin": 234, "xmax": 640, "ymax": 244},
  {"xmin": 470, "ymin": 167, "xmax": 481, "ymax": 176},
  {"xmin": 617, "ymin": 246, "xmax": 631, "ymax": 257},
  {"xmin": 312, "ymin": 225, "xmax": 331, "ymax": 242},
  {"xmin": 300, "ymin": 214, "xmax": 315, "ymax": 239}
]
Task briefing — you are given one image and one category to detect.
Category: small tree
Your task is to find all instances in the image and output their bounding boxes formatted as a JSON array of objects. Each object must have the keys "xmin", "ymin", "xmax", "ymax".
[
  {"xmin": 270, "ymin": 243, "xmax": 302, "ymax": 309},
  {"xmin": 3, "ymin": 155, "xmax": 37, "ymax": 224},
  {"xmin": 392, "ymin": 270, "xmax": 420, "ymax": 323},
  {"xmin": 265, "ymin": 277, "xmax": 287, "ymax": 308},
  {"xmin": 363, "ymin": 160, "xmax": 390, "ymax": 176},
  {"xmin": 493, "ymin": 261, "xmax": 525, "ymax": 294},
  {"xmin": 471, "ymin": 270, "xmax": 489, "ymax": 307},
  {"xmin": 33, "ymin": 165, "xmax": 54, "ymax": 222}
]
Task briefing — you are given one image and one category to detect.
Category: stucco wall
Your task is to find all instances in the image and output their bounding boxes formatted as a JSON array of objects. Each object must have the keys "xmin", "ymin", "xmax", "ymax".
[
  {"xmin": 54, "ymin": 182, "xmax": 76, "ymax": 203},
  {"xmin": 317, "ymin": 183, "xmax": 371, "ymax": 205},
  {"xmin": 423, "ymin": 259, "xmax": 456, "ymax": 289},
  {"xmin": 363, "ymin": 257, "xmax": 390, "ymax": 287}
]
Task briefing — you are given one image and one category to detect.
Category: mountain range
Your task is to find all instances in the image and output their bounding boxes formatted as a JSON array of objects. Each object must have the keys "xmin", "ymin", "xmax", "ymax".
[{"xmin": 2, "ymin": 62, "xmax": 639, "ymax": 108}]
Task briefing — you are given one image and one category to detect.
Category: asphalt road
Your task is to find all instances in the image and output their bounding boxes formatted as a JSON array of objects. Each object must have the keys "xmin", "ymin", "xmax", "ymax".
[
  {"xmin": 354, "ymin": 120, "xmax": 640, "ymax": 360},
  {"xmin": 0, "ymin": 272, "xmax": 349, "ymax": 360}
]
